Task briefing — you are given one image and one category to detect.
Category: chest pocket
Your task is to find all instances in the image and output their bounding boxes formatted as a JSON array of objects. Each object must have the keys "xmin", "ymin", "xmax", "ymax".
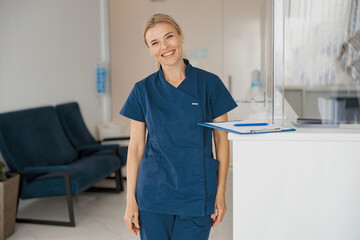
[{"xmin": 149, "ymin": 98, "xmax": 203, "ymax": 148}]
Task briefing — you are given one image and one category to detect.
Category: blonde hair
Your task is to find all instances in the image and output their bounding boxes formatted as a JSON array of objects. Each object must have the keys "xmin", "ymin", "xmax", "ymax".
[{"xmin": 143, "ymin": 14, "xmax": 183, "ymax": 47}]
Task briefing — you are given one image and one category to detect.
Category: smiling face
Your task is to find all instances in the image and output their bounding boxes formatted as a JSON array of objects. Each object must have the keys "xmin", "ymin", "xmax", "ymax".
[{"xmin": 145, "ymin": 22, "xmax": 184, "ymax": 68}]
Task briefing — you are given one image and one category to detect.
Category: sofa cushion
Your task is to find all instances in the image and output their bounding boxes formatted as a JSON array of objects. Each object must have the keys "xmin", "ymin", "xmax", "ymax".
[
  {"xmin": 0, "ymin": 106, "xmax": 77, "ymax": 171},
  {"xmin": 20, "ymin": 154, "xmax": 120, "ymax": 198}
]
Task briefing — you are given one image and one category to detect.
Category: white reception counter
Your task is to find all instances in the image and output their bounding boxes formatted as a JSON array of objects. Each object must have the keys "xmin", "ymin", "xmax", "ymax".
[{"xmin": 229, "ymin": 126, "xmax": 360, "ymax": 240}]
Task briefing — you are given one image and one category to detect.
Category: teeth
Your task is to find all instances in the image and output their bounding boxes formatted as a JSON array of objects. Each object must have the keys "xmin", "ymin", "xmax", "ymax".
[{"xmin": 162, "ymin": 50, "xmax": 174, "ymax": 57}]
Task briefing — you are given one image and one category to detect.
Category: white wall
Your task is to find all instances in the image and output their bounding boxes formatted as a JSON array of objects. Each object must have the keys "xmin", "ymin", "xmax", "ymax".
[
  {"xmin": 0, "ymin": 0, "xmax": 104, "ymax": 137},
  {"xmin": 223, "ymin": 0, "xmax": 264, "ymax": 101}
]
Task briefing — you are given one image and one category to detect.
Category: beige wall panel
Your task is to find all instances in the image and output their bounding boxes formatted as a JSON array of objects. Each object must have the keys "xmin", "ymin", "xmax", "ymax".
[{"xmin": 109, "ymin": 0, "xmax": 154, "ymax": 127}]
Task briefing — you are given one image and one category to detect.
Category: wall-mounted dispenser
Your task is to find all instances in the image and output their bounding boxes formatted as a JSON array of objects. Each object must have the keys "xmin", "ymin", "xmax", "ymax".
[{"xmin": 96, "ymin": 62, "xmax": 108, "ymax": 94}]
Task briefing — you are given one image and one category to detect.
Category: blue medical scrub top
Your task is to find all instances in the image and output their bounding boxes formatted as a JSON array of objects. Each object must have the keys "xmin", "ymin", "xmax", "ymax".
[{"xmin": 120, "ymin": 59, "xmax": 237, "ymax": 217}]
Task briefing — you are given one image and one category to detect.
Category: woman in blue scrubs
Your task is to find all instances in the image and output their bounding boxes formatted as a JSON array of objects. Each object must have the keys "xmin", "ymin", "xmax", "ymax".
[{"xmin": 121, "ymin": 14, "xmax": 237, "ymax": 240}]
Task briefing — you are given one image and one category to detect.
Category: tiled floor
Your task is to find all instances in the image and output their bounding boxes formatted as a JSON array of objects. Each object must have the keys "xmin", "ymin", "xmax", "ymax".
[{"xmin": 8, "ymin": 168, "xmax": 233, "ymax": 240}]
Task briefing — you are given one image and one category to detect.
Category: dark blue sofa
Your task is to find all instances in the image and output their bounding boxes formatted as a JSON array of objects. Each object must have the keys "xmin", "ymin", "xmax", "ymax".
[
  {"xmin": 56, "ymin": 102, "xmax": 129, "ymax": 191},
  {"xmin": 0, "ymin": 106, "xmax": 122, "ymax": 227}
]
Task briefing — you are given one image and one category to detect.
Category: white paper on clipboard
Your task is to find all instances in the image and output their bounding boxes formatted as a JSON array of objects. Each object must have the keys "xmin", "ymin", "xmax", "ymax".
[{"xmin": 198, "ymin": 120, "xmax": 296, "ymax": 134}]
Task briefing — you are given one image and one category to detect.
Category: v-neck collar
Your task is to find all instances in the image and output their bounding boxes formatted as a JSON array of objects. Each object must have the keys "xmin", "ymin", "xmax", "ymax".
[{"xmin": 159, "ymin": 59, "xmax": 193, "ymax": 89}]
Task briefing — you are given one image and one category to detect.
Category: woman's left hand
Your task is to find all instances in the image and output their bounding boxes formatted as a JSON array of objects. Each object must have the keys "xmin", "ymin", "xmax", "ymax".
[{"xmin": 211, "ymin": 192, "xmax": 227, "ymax": 227}]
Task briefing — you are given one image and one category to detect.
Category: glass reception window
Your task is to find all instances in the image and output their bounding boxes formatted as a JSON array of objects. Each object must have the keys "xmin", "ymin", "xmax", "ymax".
[
  {"xmin": 235, "ymin": 0, "xmax": 289, "ymax": 126},
  {"xmin": 234, "ymin": 0, "xmax": 358, "ymax": 126},
  {"xmin": 236, "ymin": 0, "xmax": 285, "ymax": 125},
  {"xmin": 282, "ymin": 0, "xmax": 360, "ymax": 124}
]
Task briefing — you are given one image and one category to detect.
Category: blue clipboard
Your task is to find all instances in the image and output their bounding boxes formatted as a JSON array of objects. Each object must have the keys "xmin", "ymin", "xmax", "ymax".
[{"xmin": 198, "ymin": 120, "xmax": 296, "ymax": 134}]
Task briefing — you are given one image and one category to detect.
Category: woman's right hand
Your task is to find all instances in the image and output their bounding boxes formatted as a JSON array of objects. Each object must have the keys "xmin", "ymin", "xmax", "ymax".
[{"xmin": 124, "ymin": 198, "xmax": 141, "ymax": 235}]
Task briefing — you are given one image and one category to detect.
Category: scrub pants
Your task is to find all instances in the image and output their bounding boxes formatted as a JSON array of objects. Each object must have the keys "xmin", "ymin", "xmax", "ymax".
[{"xmin": 139, "ymin": 210, "xmax": 213, "ymax": 240}]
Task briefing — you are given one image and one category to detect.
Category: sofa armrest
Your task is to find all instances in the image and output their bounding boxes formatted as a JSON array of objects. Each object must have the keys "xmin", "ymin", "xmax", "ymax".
[
  {"xmin": 22, "ymin": 165, "xmax": 69, "ymax": 174},
  {"xmin": 101, "ymin": 136, "xmax": 130, "ymax": 142},
  {"xmin": 77, "ymin": 144, "xmax": 119, "ymax": 151}
]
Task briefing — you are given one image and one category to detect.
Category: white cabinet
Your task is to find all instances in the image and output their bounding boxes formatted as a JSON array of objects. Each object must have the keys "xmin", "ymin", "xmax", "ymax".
[{"xmin": 230, "ymin": 128, "xmax": 360, "ymax": 240}]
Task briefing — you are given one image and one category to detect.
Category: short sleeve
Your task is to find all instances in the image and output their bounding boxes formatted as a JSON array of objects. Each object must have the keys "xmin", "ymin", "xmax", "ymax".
[
  {"xmin": 210, "ymin": 78, "xmax": 238, "ymax": 119},
  {"xmin": 120, "ymin": 84, "xmax": 145, "ymax": 122}
]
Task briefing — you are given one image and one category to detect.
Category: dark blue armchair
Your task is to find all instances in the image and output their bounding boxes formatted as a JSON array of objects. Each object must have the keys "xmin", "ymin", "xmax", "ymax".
[
  {"xmin": 0, "ymin": 106, "xmax": 122, "ymax": 227},
  {"xmin": 56, "ymin": 102, "xmax": 129, "ymax": 190}
]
